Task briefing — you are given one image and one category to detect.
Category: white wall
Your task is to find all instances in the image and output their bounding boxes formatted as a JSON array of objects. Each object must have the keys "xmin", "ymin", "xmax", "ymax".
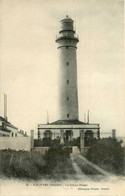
[{"xmin": 0, "ymin": 137, "xmax": 31, "ymax": 151}]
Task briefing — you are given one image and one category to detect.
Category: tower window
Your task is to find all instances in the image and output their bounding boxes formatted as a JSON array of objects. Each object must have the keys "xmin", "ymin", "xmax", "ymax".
[
  {"xmin": 67, "ymin": 114, "xmax": 69, "ymax": 118},
  {"xmin": 67, "ymin": 80, "xmax": 69, "ymax": 84},
  {"xmin": 66, "ymin": 46, "xmax": 68, "ymax": 49},
  {"xmin": 66, "ymin": 62, "xmax": 69, "ymax": 66},
  {"xmin": 67, "ymin": 96, "xmax": 69, "ymax": 101}
]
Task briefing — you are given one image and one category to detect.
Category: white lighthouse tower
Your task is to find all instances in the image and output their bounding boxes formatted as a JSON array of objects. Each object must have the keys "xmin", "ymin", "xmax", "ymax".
[
  {"xmin": 56, "ymin": 15, "xmax": 79, "ymax": 121},
  {"xmin": 38, "ymin": 16, "xmax": 100, "ymax": 143}
]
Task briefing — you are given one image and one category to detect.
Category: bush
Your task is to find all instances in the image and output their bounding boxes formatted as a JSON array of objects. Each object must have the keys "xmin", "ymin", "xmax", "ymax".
[
  {"xmin": 44, "ymin": 143, "xmax": 75, "ymax": 179},
  {"xmin": 0, "ymin": 145, "xmax": 76, "ymax": 180},
  {"xmin": 34, "ymin": 138, "xmax": 60, "ymax": 147},
  {"xmin": 64, "ymin": 137, "xmax": 80, "ymax": 148},
  {"xmin": 85, "ymin": 138, "xmax": 124, "ymax": 175},
  {"xmin": 0, "ymin": 149, "xmax": 46, "ymax": 180}
]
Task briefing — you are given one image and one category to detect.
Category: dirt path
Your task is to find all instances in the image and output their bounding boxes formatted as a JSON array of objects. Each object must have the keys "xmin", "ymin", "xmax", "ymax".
[
  {"xmin": 70, "ymin": 153, "xmax": 115, "ymax": 181},
  {"xmin": 77, "ymin": 154, "xmax": 113, "ymax": 177},
  {"xmin": 70, "ymin": 154, "xmax": 89, "ymax": 180},
  {"xmin": 70, "ymin": 154, "xmax": 82, "ymax": 174}
]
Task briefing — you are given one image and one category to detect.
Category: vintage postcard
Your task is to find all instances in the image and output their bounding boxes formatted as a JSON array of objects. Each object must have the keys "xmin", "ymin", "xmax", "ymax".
[{"xmin": 0, "ymin": 0, "xmax": 125, "ymax": 195}]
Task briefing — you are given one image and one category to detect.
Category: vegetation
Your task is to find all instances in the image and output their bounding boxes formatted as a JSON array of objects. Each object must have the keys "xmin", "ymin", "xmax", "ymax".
[
  {"xmin": 0, "ymin": 150, "xmax": 46, "ymax": 180},
  {"xmin": 74, "ymin": 156, "xmax": 102, "ymax": 175},
  {"xmin": 0, "ymin": 144, "xmax": 75, "ymax": 180},
  {"xmin": 1, "ymin": 137, "xmax": 123, "ymax": 180},
  {"xmin": 64, "ymin": 137, "xmax": 80, "ymax": 148},
  {"xmin": 44, "ymin": 143, "xmax": 75, "ymax": 179},
  {"xmin": 34, "ymin": 138, "xmax": 60, "ymax": 147},
  {"xmin": 85, "ymin": 138, "xmax": 125, "ymax": 175},
  {"xmin": 34, "ymin": 137, "xmax": 80, "ymax": 148}
]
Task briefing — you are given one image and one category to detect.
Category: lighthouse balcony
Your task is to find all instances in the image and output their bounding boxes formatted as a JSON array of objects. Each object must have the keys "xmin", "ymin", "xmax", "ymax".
[{"xmin": 56, "ymin": 34, "xmax": 79, "ymax": 42}]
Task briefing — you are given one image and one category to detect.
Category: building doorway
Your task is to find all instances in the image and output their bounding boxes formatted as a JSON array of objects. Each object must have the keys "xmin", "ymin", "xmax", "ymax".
[{"xmin": 65, "ymin": 130, "xmax": 72, "ymax": 141}]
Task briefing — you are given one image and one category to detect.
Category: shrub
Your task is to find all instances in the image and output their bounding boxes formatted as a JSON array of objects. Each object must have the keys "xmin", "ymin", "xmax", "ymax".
[
  {"xmin": 0, "ymin": 149, "xmax": 46, "ymax": 180},
  {"xmin": 85, "ymin": 138, "xmax": 124, "ymax": 175},
  {"xmin": 44, "ymin": 143, "xmax": 75, "ymax": 179},
  {"xmin": 0, "ymin": 145, "xmax": 76, "ymax": 180},
  {"xmin": 34, "ymin": 138, "xmax": 60, "ymax": 147}
]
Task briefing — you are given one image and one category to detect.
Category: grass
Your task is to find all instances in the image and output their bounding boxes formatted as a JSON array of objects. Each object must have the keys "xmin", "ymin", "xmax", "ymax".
[
  {"xmin": 0, "ymin": 149, "xmax": 45, "ymax": 180},
  {"xmin": 0, "ymin": 145, "xmax": 76, "ymax": 180}
]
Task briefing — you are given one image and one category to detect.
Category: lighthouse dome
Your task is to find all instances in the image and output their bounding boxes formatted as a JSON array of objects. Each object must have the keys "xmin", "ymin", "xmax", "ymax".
[{"xmin": 60, "ymin": 15, "xmax": 74, "ymax": 22}]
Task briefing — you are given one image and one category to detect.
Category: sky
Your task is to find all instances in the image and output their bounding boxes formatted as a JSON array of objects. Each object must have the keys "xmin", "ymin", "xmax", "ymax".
[{"xmin": 0, "ymin": 0, "xmax": 124, "ymax": 136}]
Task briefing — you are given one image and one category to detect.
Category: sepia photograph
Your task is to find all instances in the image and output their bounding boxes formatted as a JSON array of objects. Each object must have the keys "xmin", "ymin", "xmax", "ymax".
[{"xmin": 0, "ymin": 0, "xmax": 125, "ymax": 195}]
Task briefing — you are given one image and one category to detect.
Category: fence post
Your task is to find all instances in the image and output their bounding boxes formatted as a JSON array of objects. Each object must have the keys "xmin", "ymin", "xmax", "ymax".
[
  {"xmin": 80, "ymin": 130, "xmax": 85, "ymax": 154},
  {"xmin": 60, "ymin": 130, "xmax": 64, "ymax": 144},
  {"xmin": 112, "ymin": 129, "xmax": 116, "ymax": 139}
]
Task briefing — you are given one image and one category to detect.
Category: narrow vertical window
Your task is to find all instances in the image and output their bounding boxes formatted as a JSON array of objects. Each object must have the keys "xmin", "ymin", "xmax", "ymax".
[
  {"xmin": 67, "ymin": 114, "xmax": 69, "ymax": 118},
  {"xmin": 66, "ymin": 46, "xmax": 68, "ymax": 49},
  {"xmin": 67, "ymin": 80, "xmax": 69, "ymax": 84},
  {"xmin": 66, "ymin": 62, "xmax": 69, "ymax": 66},
  {"xmin": 67, "ymin": 97, "xmax": 69, "ymax": 101}
]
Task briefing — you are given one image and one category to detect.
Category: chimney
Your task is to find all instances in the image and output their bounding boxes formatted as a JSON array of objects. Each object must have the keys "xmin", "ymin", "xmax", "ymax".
[{"xmin": 4, "ymin": 94, "xmax": 8, "ymax": 121}]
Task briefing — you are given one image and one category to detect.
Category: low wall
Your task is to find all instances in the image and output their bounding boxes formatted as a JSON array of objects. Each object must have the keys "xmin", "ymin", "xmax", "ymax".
[
  {"xmin": 33, "ymin": 147, "xmax": 49, "ymax": 155},
  {"xmin": 0, "ymin": 137, "xmax": 31, "ymax": 151}
]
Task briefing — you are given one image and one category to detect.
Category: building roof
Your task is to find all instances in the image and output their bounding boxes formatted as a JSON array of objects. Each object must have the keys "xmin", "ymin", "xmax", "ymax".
[
  {"xmin": 7, "ymin": 122, "xmax": 18, "ymax": 130},
  {"xmin": 0, "ymin": 116, "xmax": 5, "ymax": 121},
  {"xmin": 0, "ymin": 126, "xmax": 11, "ymax": 133},
  {"xmin": 50, "ymin": 120, "xmax": 86, "ymax": 125},
  {"xmin": 0, "ymin": 116, "xmax": 18, "ymax": 130}
]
